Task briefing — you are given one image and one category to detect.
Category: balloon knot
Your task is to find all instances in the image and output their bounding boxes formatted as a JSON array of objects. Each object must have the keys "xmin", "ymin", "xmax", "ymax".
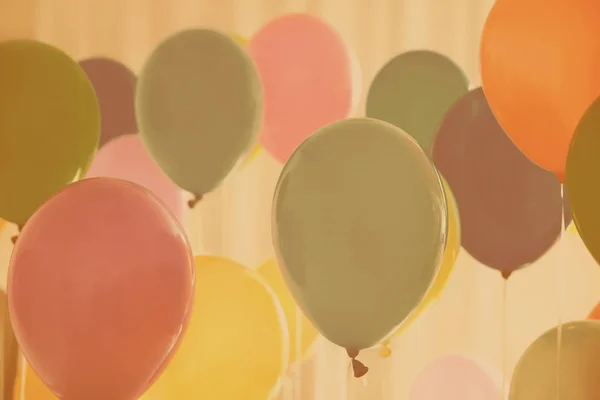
[
  {"xmin": 187, "ymin": 194, "xmax": 203, "ymax": 209},
  {"xmin": 379, "ymin": 341, "xmax": 392, "ymax": 358},
  {"xmin": 501, "ymin": 271, "xmax": 512, "ymax": 280},
  {"xmin": 346, "ymin": 348, "xmax": 369, "ymax": 378}
]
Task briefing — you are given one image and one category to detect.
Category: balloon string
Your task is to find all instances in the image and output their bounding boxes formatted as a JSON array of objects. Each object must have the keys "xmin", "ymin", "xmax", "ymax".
[
  {"xmin": 556, "ymin": 184, "xmax": 566, "ymax": 399},
  {"xmin": 501, "ymin": 278, "xmax": 508, "ymax": 400}
]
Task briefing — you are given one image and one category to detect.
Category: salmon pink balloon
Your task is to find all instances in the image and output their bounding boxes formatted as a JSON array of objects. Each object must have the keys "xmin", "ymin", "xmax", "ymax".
[
  {"xmin": 86, "ymin": 134, "xmax": 183, "ymax": 223},
  {"xmin": 249, "ymin": 13, "xmax": 354, "ymax": 163},
  {"xmin": 7, "ymin": 178, "xmax": 195, "ymax": 400}
]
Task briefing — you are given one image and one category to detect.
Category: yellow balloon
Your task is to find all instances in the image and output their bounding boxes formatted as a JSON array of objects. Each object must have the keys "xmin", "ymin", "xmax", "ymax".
[
  {"xmin": 1, "ymin": 290, "xmax": 18, "ymax": 400},
  {"xmin": 509, "ymin": 321, "xmax": 600, "ymax": 399},
  {"xmin": 231, "ymin": 33, "xmax": 263, "ymax": 168},
  {"xmin": 0, "ymin": 218, "xmax": 5, "ymax": 234},
  {"xmin": 13, "ymin": 360, "xmax": 57, "ymax": 400},
  {"xmin": 388, "ymin": 177, "xmax": 460, "ymax": 339},
  {"xmin": 0, "ymin": 40, "xmax": 100, "ymax": 226},
  {"xmin": 257, "ymin": 259, "xmax": 318, "ymax": 364},
  {"xmin": 568, "ymin": 221, "xmax": 578, "ymax": 234},
  {"xmin": 142, "ymin": 256, "xmax": 288, "ymax": 400}
]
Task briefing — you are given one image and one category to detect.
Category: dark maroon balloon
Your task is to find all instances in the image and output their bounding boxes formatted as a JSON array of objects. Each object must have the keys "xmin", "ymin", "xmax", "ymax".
[
  {"xmin": 431, "ymin": 88, "xmax": 570, "ymax": 278},
  {"xmin": 80, "ymin": 58, "xmax": 137, "ymax": 147}
]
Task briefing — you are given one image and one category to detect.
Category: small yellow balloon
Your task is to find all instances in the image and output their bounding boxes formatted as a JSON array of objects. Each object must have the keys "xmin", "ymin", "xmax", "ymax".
[
  {"xmin": 142, "ymin": 256, "xmax": 288, "ymax": 400},
  {"xmin": 388, "ymin": 177, "xmax": 460, "ymax": 339},
  {"xmin": 13, "ymin": 360, "xmax": 57, "ymax": 400},
  {"xmin": 0, "ymin": 40, "xmax": 100, "ymax": 226},
  {"xmin": 0, "ymin": 218, "xmax": 5, "ymax": 234},
  {"xmin": 567, "ymin": 221, "xmax": 578, "ymax": 234},
  {"xmin": 257, "ymin": 259, "xmax": 318, "ymax": 364}
]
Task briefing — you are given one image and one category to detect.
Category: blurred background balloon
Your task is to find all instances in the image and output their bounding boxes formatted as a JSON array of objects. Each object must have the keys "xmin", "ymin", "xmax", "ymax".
[
  {"xmin": 432, "ymin": 88, "xmax": 570, "ymax": 278},
  {"xmin": 0, "ymin": 39, "xmax": 100, "ymax": 226},
  {"xmin": 0, "ymin": 290, "xmax": 17, "ymax": 400},
  {"xmin": 409, "ymin": 355, "xmax": 501, "ymax": 400},
  {"xmin": 480, "ymin": 0, "xmax": 600, "ymax": 180},
  {"xmin": 566, "ymin": 96, "xmax": 600, "ymax": 266},
  {"xmin": 80, "ymin": 57, "xmax": 137, "ymax": 148},
  {"xmin": 272, "ymin": 118, "xmax": 447, "ymax": 360},
  {"xmin": 366, "ymin": 50, "xmax": 468, "ymax": 152},
  {"xmin": 389, "ymin": 177, "xmax": 460, "ymax": 339},
  {"xmin": 509, "ymin": 321, "xmax": 600, "ymax": 400},
  {"xmin": 136, "ymin": 29, "xmax": 263, "ymax": 199},
  {"xmin": 142, "ymin": 255, "xmax": 288, "ymax": 400},
  {"xmin": 257, "ymin": 259, "xmax": 318, "ymax": 365},
  {"xmin": 249, "ymin": 13, "xmax": 355, "ymax": 163},
  {"xmin": 8, "ymin": 178, "xmax": 194, "ymax": 400},
  {"xmin": 85, "ymin": 134, "xmax": 183, "ymax": 223}
]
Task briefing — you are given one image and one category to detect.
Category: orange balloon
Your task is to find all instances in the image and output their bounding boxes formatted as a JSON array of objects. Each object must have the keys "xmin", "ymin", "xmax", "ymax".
[
  {"xmin": 480, "ymin": 0, "xmax": 600, "ymax": 181},
  {"xmin": 589, "ymin": 302, "xmax": 600, "ymax": 320}
]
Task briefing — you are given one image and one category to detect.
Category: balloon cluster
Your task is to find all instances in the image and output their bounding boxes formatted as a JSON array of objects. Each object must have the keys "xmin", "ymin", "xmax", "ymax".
[{"xmin": 1, "ymin": 1, "xmax": 600, "ymax": 399}]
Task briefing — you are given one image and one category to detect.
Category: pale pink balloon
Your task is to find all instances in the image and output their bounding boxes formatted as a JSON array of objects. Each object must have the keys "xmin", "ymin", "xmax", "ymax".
[
  {"xmin": 86, "ymin": 134, "xmax": 183, "ymax": 222},
  {"xmin": 8, "ymin": 178, "xmax": 195, "ymax": 400},
  {"xmin": 410, "ymin": 355, "xmax": 501, "ymax": 400},
  {"xmin": 249, "ymin": 13, "xmax": 354, "ymax": 163}
]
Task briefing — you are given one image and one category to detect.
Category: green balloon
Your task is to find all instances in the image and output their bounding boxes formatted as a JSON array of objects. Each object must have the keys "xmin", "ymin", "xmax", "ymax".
[
  {"xmin": 366, "ymin": 50, "xmax": 469, "ymax": 152},
  {"xmin": 136, "ymin": 29, "xmax": 263, "ymax": 196},
  {"xmin": 272, "ymin": 118, "xmax": 448, "ymax": 351}
]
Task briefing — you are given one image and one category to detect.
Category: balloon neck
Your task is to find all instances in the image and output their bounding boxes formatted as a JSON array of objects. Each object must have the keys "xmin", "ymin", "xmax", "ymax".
[
  {"xmin": 379, "ymin": 340, "xmax": 392, "ymax": 358},
  {"xmin": 501, "ymin": 270, "xmax": 512, "ymax": 280},
  {"xmin": 346, "ymin": 348, "xmax": 369, "ymax": 378},
  {"xmin": 555, "ymin": 171, "xmax": 565, "ymax": 184},
  {"xmin": 11, "ymin": 224, "xmax": 23, "ymax": 245},
  {"xmin": 187, "ymin": 194, "xmax": 203, "ymax": 209}
]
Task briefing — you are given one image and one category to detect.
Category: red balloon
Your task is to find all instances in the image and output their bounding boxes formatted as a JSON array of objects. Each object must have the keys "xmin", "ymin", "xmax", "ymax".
[{"xmin": 8, "ymin": 178, "xmax": 195, "ymax": 400}]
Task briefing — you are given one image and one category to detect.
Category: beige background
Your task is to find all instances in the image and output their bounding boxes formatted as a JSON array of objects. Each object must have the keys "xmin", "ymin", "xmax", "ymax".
[{"xmin": 1, "ymin": 0, "xmax": 600, "ymax": 399}]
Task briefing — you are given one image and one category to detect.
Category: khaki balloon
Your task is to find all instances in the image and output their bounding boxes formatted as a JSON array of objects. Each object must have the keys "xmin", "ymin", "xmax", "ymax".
[
  {"xmin": 366, "ymin": 50, "xmax": 469, "ymax": 152},
  {"xmin": 136, "ymin": 29, "xmax": 263, "ymax": 196},
  {"xmin": 509, "ymin": 321, "xmax": 600, "ymax": 400},
  {"xmin": 272, "ymin": 117, "xmax": 447, "ymax": 350},
  {"xmin": 566, "ymin": 96, "xmax": 600, "ymax": 266}
]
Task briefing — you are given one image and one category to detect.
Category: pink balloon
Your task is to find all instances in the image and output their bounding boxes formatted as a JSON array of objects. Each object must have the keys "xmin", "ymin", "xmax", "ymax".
[
  {"xmin": 8, "ymin": 178, "xmax": 195, "ymax": 400},
  {"xmin": 410, "ymin": 355, "xmax": 501, "ymax": 400},
  {"xmin": 249, "ymin": 13, "xmax": 354, "ymax": 163},
  {"xmin": 86, "ymin": 134, "xmax": 183, "ymax": 223}
]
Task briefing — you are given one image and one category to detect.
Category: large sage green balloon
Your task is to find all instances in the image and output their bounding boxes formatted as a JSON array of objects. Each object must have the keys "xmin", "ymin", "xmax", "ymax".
[
  {"xmin": 136, "ymin": 29, "xmax": 263, "ymax": 196},
  {"xmin": 272, "ymin": 118, "xmax": 448, "ymax": 350},
  {"xmin": 366, "ymin": 50, "xmax": 468, "ymax": 152}
]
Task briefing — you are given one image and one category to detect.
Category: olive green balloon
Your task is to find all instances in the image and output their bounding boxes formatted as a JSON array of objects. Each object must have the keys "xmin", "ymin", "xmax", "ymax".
[
  {"xmin": 509, "ymin": 321, "xmax": 600, "ymax": 400},
  {"xmin": 366, "ymin": 50, "xmax": 469, "ymax": 152},
  {"xmin": 272, "ymin": 117, "xmax": 448, "ymax": 350},
  {"xmin": 0, "ymin": 40, "xmax": 100, "ymax": 226},
  {"xmin": 136, "ymin": 29, "xmax": 263, "ymax": 196}
]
